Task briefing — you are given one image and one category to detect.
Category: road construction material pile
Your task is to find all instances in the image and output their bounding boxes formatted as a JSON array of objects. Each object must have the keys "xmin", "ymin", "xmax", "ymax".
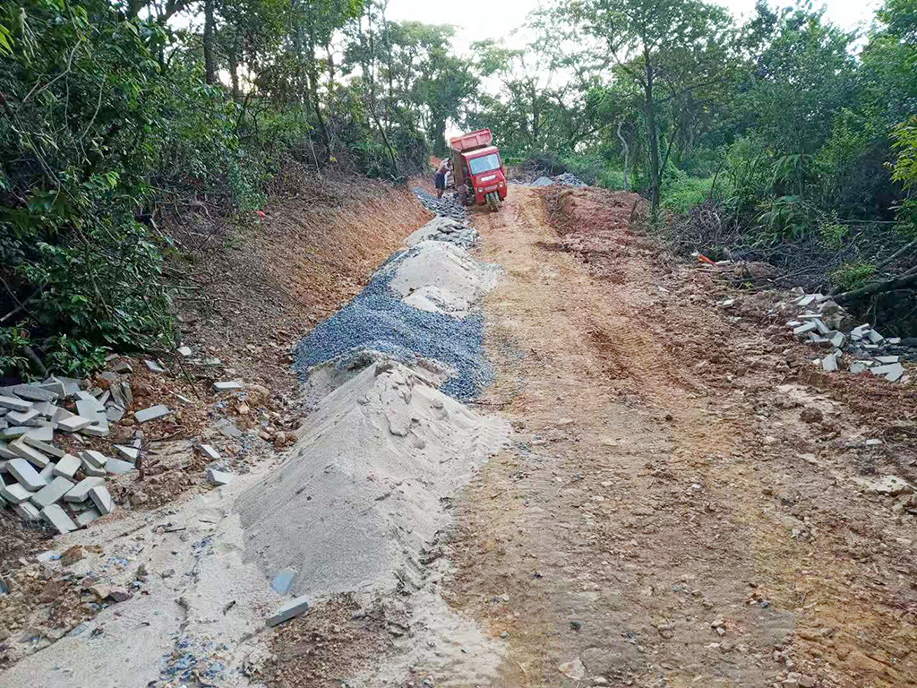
[
  {"xmin": 238, "ymin": 212, "xmax": 510, "ymax": 603},
  {"xmin": 788, "ymin": 292, "xmax": 911, "ymax": 382},
  {"xmin": 411, "ymin": 187, "xmax": 468, "ymax": 221}
]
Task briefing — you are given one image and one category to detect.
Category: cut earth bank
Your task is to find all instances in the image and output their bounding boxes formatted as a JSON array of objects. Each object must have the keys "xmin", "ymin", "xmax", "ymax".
[{"xmin": 0, "ymin": 192, "xmax": 513, "ymax": 687}]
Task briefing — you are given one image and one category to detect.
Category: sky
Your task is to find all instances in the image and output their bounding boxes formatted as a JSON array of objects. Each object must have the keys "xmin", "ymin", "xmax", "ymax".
[{"xmin": 385, "ymin": 0, "xmax": 881, "ymax": 50}]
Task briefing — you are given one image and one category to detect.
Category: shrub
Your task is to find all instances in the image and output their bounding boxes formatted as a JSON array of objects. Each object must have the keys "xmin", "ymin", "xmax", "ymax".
[{"xmin": 831, "ymin": 262, "xmax": 877, "ymax": 291}]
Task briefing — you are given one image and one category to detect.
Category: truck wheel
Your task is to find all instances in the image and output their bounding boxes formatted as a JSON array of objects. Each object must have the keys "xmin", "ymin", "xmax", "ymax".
[{"xmin": 487, "ymin": 192, "xmax": 499, "ymax": 212}]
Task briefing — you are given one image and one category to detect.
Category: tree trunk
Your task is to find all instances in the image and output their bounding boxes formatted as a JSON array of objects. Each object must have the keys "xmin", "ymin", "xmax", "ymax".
[
  {"xmin": 833, "ymin": 271, "xmax": 917, "ymax": 303},
  {"xmin": 617, "ymin": 119, "xmax": 630, "ymax": 191},
  {"xmin": 433, "ymin": 119, "xmax": 447, "ymax": 157},
  {"xmin": 203, "ymin": 0, "xmax": 216, "ymax": 85},
  {"xmin": 644, "ymin": 57, "xmax": 660, "ymax": 212}
]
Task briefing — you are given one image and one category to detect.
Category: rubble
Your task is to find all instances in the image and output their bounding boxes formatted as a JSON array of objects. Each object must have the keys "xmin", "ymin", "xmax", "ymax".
[
  {"xmin": 134, "ymin": 404, "xmax": 171, "ymax": 423},
  {"xmin": 265, "ymin": 595, "xmax": 311, "ymax": 627},
  {"xmin": 787, "ymin": 293, "xmax": 912, "ymax": 383}
]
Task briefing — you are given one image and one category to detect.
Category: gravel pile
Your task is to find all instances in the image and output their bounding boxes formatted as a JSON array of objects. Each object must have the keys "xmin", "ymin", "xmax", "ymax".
[
  {"xmin": 294, "ymin": 248, "xmax": 493, "ymax": 400},
  {"xmin": 412, "ymin": 187, "xmax": 469, "ymax": 221},
  {"xmin": 531, "ymin": 176, "xmax": 554, "ymax": 187},
  {"xmin": 553, "ymin": 172, "xmax": 588, "ymax": 187}
]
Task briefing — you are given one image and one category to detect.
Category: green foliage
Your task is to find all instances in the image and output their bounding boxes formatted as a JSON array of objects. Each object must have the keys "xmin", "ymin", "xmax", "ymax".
[
  {"xmin": 819, "ymin": 221, "xmax": 849, "ymax": 250},
  {"xmin": 831, "ymin": 262, "xmax": 878, "ymax": 291},
  {"xmin": 661, "ymin": 172, "xmax": 715, "ymax": 213},
  {"xmin": 892, "ymin": 117, "xmax": 917, "ymax": 233}
]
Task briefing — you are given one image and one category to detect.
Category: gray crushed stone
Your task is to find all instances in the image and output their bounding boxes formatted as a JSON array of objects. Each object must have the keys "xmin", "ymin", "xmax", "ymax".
[
  {"xmin": 412, "ymin": 187, "xmax": 469, "ymax": 221},
  {"xmin": 294, "ymin": 248, "xmax": 493, "ymax": 400}
]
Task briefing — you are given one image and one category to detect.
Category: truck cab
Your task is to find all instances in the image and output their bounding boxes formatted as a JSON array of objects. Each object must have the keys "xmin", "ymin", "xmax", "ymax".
[{"xmin": 449, "ymin": 130, "xmax": 508, "ymax": 211}]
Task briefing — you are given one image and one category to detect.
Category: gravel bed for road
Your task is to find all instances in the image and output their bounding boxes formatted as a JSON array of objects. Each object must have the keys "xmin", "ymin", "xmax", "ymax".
[
  {"xmin": 294, "ymin": 248, "xmax": 493, "ymax": 400},
  {"xmin": 412, "ymin": 187, "xmax": 469, "ymax": 221}
]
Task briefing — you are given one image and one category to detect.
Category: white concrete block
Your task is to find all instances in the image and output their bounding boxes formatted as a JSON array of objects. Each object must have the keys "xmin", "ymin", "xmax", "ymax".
[
  {"xmin": 265, "ymin": 595, "xmax": 310, "ymax": 626},
  {"xmin": 89, "ymin": 485, "xmax": 114, "ymax": 515},
  {"xmin": 199, "ymin": 444, "xmax": 221, "ymax": 460},
  {"xmin": 31, "ymin": 476, "xmax": 75, "ymax": 509},
  {"xmin": 7, "ymin": 458, "xmax": 48, "ymax": 491},
  {"xmin": 113, "ymin": 445, "xmax": 140, "ymax": 463},
  {"xmin": 213, "ymin": 380, "xmax": 244, "ymax": 392},
  {"xmin": 22, "ymin": 435, "xmax": 65, "ymax": 459},
  {"xmin": 15, "ymin": 501, "xmax": 41, "ymax": 521},
  {"xmin": 75, "ymin": 508, "xmax": 102, "ymax": 528},
  {"xmin": 10, "ymin": 440, "xmax": 50, "ymax": 468},
  {"xmin": 207, "ymin": 468, "xmax": 233, "ymax": 486},
  {"xmin": 105, "ymin": 457, "xmax": 134, "ymax": 474},
  {"xmin": 134, "ymin": 405, "xmax": 171, "ymax": 423},
  {"xmin": 7, "ymin": 408, "xmax": 40, "ymax": 426},
  {"xmin": 56, "ymin": 415, "xmax": 93, "ymax": 433},
  {"xmin": 81, "ymin": 450, "xmax": 108, "ymax": 469},
  {"xmin": 0, "ymin": 395, "xmax": 34, "ymax": 412},
  {"xmin": 41, "ymin": 504, "xmax": 77, "ymax": 534},
  {"xmin": 53, "ymin": 454, "xmax": 81, "ymax": 479},
  {"xmin": 1, "ymin": 481, "xmax": 31, "ymax": 504},
  {"xmin": 64, "ymin": 477, "xmax": 105, "ymax": 502}
]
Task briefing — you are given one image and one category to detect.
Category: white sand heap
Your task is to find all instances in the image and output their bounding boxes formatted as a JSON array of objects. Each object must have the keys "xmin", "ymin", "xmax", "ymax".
[
  {"xmin": 236, "ymin": 358, "xmax": 511, "ymax": 598},
  {"xmin": 385, "ymin": 240, "xmax": 499, "ymax": 318}
]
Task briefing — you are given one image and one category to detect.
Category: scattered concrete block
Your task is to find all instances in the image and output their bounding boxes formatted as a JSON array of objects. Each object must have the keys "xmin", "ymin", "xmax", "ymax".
[
  {"xmin": 207, "ymin": 469, "xmax": 234, "ymax": 486},
  {"xmin": 21, "ymin": 436, "xmax": 62, "ymax": 460},
  {"xmin": 850, "ymin": 324, "xmax": 871, "ymax": 340},
  {"xmin": 89, "ymin": 485, "xmax": 114, "ymax": 515},
  {"xmin": 0, "ymin": 394, "xmax": 33, "ymax": 411},
  {"xmin": 53, "ymin": 454, "xmax": 81, "ymax": 479},
  {"xmin": 31, "ymin": 477, "xmax": 76, "ymax": 509},
  {"xmin": 81, "ymin": 450, "xmax": 107, "ymax": 469},
  {"xmin": 822, "ymin": 353, "xmax": 838, "ymax": 372},
  {"xmin": 829, "ymin": 332, "xmax": 846, "ymax": 348},
  {"xmin": 52, "ymin": 376, "xmax": 82, "ymax": 397},
  {"xmin": 265, "ymin": 595, "xmax": 310, "ymax": 627},
  {"xmin": 7, "ymin": 458, "xmax": 48, "ymax": 491},
  {"xmin": 134, "ymin": 405, "xmax": 171, "ymax": 423},
  {"xmin": 15, "ymin": 502, "xmax": 41, "ymax": 522},
  {"xmin": 214, "ymin": 380, "xmax": 244, "ymax": 392},
  {"xmin": 144, "ymin": 360, "xmax": 168, "ymax": 374},
  {"xmin": 105, "ymin": 458, "xmax": 134, "ymax": 474},
  {"xmin": 8, "ymin": 408, "xmax": 40, "ymax": 426},
  {"xmin": 64, "ymin": 477, "xmax": 105, "ymax": 502},
  {"xmin": 812, "ymin": 318, "xmax": 830, "ymax": 335},
  {"xmin": 121, "ymin": 381, "xmax": 134, "ymax": 407},
  {"xmin": 31, "ymin": 401, "xmax": 57, "ymax": 419},
  {"xmin": 866, "ymin": 329, "xmax": 884, "ymax": 344},
  {"xmin": 875, "ymin": 356, "xmax": 900, "ymax": 364},
  {"xmin": 77, "ymin": 397, "xmax": 105, "ymax": 419},
  {"xmin": 175, "ymin": 394, "xmax": 194, "ymax": 405},
  {"xmin": 41, "ymin": 504, "xmax": 77, "ymax": 534},
  {"xmin": 1, "ymin": 481, "xmax": 31, "ymax": 504},
  {"xmin": 74, "ymin": 390, "xmax": 94, "ymax": 401},
  {"xmin": 199, "ymin": 444, "xmax": 221, "ymax": 460},
  {"xmin": 80, "ymin": 422, "xmax": 110, "ymax": 438},
  {"xmin": 215, "ymin": 419, "xmax": 242, "ymax": 439},
  {"xmin": 793, "ymin": 322, "xmax": 818, "ymax": 336},
  {"xmin": 11, "ymin": 384, "xmax": 58, "ymax": 402},
  {"xmin": 271, "ymin": 568, "xmax": 297, "ymax": 595},
  {"xmin": 865, "ymin": 438, "xmax": 883, "ymax": 446},
  {"xmin": 25, "ymin": 424, "xmax": 54, "ymax": 442},
  {"xmin": 112, "ymin": 445, "xmax": 139, "ymax": 463},
  {"xmin": 796, "ymin": 294, "xmax": 818, "ymax": 307},
  {"xmin": 178, "ymin": 346, "xmax": 193, "ymax": 357},
  {"xmin": 82, "ymin": 461, "xmax": 106, "ymax": 477},
  {"xmin": 56, "ymin": 415, "xmax": 93, "ymax": 433},
  {"xmin": 38, "ymin": 462, "xmax": 55, "ymax": 481},
  {"xmin": 871, "ymin": 363, "xmax": 904, "ymax": 382},
  {"xmin": 109, "ymin": 359, "xmax": 133, "ymax": 374},
  {"xmin": 98, "ymin": 390, "xmax": 111, "ymax": 405},
  {"xmin": 0, "ymin": 426, "xmax": 28, "ymax": 440},
  {"xmin": 0, "ymin": 441, "xmax": 16, "ymax": 460},
  {"xmin": 106, "ymin": 405, "xmax": 125, "ymax": 423},
  {"xmin": 10, "ymin": 440, "xmax": 50, "ymax": 468},
  {"xmin": 36, "ymin": 378, "xmax": 66, "ymax": 398},
  {"xmin": 74, "ymin": 508, "xmax": 102, "ymax": 528},
  {"xmin": 888, "ymin": 337, "xmax": 902, "ymax": 345}
]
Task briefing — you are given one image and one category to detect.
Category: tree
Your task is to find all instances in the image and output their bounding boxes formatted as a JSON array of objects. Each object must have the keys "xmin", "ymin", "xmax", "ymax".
[{"xmin": 570, "ymin": 0, "xmax": 736, "ymax": 210}]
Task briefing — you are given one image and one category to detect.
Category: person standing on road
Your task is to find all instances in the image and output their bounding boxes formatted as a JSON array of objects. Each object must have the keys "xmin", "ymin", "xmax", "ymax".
[{"xmin": 435, "ymin": 158, "xmax": 450, "ymax": 199}]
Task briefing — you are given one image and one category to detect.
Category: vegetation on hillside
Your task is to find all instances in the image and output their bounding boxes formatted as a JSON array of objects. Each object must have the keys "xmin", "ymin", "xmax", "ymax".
[{"xmin": 1, "ymin": 0, "xmax": 916, "ymax": 378}]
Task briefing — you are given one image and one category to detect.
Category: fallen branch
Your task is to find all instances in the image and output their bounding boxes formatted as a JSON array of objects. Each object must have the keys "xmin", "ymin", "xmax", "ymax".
[{"xmin": 833, "ymin": 271, "xmax": 917, "ymax": 303}]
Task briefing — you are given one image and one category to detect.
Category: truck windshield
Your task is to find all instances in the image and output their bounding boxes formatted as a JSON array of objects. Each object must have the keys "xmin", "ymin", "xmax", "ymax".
[{"xmin": 468, "ymin": 153, "xmax": 500, "ymax": 175}]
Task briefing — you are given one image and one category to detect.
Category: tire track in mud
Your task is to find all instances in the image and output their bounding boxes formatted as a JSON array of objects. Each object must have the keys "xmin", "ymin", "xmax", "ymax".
[{"xmin": 425, "ymin": 186, "xmax": 917, "ymax": 688}]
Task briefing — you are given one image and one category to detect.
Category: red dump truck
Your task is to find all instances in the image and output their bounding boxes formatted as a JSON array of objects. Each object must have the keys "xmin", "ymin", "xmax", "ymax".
[{"xmin": 449, "ymin": 129, "xmax": 507, "ymax": 212}]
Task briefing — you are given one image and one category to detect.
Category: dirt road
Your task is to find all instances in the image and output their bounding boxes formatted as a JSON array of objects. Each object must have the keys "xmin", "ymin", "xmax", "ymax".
[{"xmin": 423, "ymin": 186, "xmax": 917, "ymax": 687}]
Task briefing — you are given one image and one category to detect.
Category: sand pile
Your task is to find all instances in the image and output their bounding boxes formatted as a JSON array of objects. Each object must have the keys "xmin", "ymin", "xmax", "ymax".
[
  {"xmin": 236, "ymin": 358, "xmax": 511, "ymax": 598},
  {"xmin": 385, "ymin": 240, "xmax": 499, "ymax": 305}
]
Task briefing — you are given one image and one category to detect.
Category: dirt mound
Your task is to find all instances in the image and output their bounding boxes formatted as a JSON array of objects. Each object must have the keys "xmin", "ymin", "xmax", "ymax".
[{"xmin": 236, "ymin": 359, "xmax": 511, "ymax": 598}]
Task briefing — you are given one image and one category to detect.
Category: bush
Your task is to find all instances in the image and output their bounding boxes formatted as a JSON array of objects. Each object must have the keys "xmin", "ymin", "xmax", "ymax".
[
  {"xmin": 831, "ymin": 262, "xmax": 877, "ymax": 291},
  {"xmin": 661, "ymin": 172, "xmax": 716, "ymax": 213},
  {"xmin": 0, "ymin": 0, "xmax": 259, "ymax": 377}
]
